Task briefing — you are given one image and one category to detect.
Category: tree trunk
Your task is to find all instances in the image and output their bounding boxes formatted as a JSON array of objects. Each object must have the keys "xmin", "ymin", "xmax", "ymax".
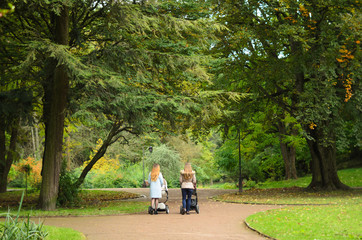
[
  {"xmin": 0, "ymin": 119, "xmax": 20, "ymax": 193},
  {"xmin": 73, "ymin": 122, "xmax": 124, "ymax": 189},
  {"xmin": 277, "ymin": 120, "xmax": 298, "ymax": 180},
  {"xmin": 306, "ymin": 127, "xmax": 349, "ymax": 190},
  {"xmin": 0, "ymin": 118, "xmax": 7, "ymax": 193},
  {"xmin": 73, "ymin": 127, "xmax": 118, "ymax": 188},
  {"xmin": 38, "ymin": 6, "xmax": 69, "ymax": 211},
  {"xmin": 73, "ymin": 143, "xmax": 108, "ymax": 189}
]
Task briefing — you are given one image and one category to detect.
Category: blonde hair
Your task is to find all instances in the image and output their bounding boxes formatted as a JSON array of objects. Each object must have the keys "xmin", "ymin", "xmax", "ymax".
[
  {"xmin": 183, "ymin": 163, "xmax": 193, "ymax": 180},
  {"xmin": 151, "ymin": 164, "xmax": 160, "ymax": 181}
]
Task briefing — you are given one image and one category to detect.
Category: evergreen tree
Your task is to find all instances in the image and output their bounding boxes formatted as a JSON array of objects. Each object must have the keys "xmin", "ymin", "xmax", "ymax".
[{"xmin": 0, "ymin": 0, "xmax": 219, "ymax": 209}]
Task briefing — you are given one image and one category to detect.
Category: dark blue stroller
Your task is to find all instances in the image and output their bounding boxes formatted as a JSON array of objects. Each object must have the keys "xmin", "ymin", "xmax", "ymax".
[{"xmin": 179, "ymin": 188, "xmax": 199, "ymax": 214}]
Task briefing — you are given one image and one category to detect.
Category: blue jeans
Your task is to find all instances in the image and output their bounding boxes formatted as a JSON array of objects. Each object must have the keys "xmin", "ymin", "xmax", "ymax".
[{"xmin": 181, "ymin": 188, "xmax": 193, "ymax": 212}]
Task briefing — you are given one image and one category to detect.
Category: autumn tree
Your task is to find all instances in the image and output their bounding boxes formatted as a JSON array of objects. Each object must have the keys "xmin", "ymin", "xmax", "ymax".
[{"xmin": 212, "ymin": 0, "xmax": 361, "ymax": 190}]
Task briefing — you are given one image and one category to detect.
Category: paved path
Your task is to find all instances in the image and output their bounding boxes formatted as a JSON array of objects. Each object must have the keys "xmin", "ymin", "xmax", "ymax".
[{"xmin": 41, "ymin": 188, "xmax": 280, "ymax": 240}]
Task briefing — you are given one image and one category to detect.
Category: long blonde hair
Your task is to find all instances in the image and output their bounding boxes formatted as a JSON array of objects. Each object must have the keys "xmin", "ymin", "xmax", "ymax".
[
  {"xmin": 183, "ymin": 163, "xmax": 193, "ymax": 180},
  {"xmin": 151, "ymin": 164, "xmax": 160, "ymax": 181}
]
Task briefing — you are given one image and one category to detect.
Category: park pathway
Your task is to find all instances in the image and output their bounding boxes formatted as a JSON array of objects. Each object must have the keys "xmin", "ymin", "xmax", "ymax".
[{"xmin": 41, "ymin": 188, "xmax": 281, "ymax": 240}]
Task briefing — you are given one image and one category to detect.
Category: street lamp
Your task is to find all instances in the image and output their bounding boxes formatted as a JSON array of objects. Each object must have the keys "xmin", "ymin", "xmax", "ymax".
[{"xmin": 142, "ymin": 146, "xmax": 153, "ymax": 187}]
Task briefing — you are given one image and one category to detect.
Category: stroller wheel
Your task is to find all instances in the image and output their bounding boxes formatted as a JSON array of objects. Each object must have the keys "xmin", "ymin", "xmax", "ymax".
[
  {"xmin": 196, "ymin": 205, "xmax": 200, "ymax": 214},
  {"xmin": 148, "ymin": 206, "xmax": 153, "ymax": 214},
  {"xmin": 166, "ymin": 205, "xmax": 169, "ymax": 214}
]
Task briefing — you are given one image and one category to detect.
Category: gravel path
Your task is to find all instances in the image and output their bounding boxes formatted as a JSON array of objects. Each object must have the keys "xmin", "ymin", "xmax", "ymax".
[{"xmin": 41, "ymin": 188, "xmax": 280, "ymax": 240}]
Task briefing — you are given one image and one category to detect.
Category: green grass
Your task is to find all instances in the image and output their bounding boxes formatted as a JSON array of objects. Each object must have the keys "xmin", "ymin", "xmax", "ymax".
[
  {"xmin": 0, "ymin": 191, "xmax": 85, "ymax": 240},
  {"xmin": 246, "ymin": 204, "xmax": 362, "ymax": 240},
  {"xmin": 43, "ymin": 225, "xmax": 86, "ymax": 240},
  {"xmin": 258, "ymin": 168, "xmax": 362, "ymax": 189},
  {"xmin": 199, "ymin": 182, "xmax": 237, "ymax": 189},
  {"xmin": 2, "ymin": 201, "xmax": 149, "ymax": 217},
  {"xmin": 0, "ymin": 223, "xmax": 85, "ymax": 240},
  {"xmin": 214, "ymin": 188, "xmax": 362, "ymax": 205},
  {"xmin": 203, "ymin": 168, "xmax": 362, "ymax": 190},
  {"xmin": 0, "ymin": 189, "xmax": 148, "ymax": 217},
  {"xmin": 213, "ymin": 168, "xmax": 362, "ymax": 240}
]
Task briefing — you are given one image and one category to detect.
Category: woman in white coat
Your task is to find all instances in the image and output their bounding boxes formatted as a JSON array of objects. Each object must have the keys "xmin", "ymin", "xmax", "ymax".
[{"xmin": 148, "ymin": 163, "xmax": 163, "ymax": 214}]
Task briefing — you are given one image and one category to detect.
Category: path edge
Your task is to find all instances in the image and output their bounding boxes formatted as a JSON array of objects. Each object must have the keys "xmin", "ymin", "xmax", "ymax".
[{"xmin": 244, "ymin": 219, "xmax": 277, "ymax": 240}]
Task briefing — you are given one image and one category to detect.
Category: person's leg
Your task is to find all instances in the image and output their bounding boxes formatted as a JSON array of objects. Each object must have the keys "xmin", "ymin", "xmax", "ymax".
[
  {"xmin": 186, "ymin": 189, "xmax": 193, "ymax": 213},
  {"xmin": 181, "ymin": 188, "xmax": 187, "ymax": 214},
  {"xmin": 154, "ymin": 198, "xmax": 159, "ymax": 214},
  {"xmin": 150, "ymin": 198, "xmax": 155, "ymax": 214}
]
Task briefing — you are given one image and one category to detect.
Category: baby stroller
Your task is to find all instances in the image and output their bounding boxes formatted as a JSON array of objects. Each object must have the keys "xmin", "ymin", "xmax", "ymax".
[
  {"xmin": 179, "ymin": 188, "xmax": 200, "ymax": 214},
  {"xmin": 148, "ymin": 179, "xmax": 170, "ymax": 214}
]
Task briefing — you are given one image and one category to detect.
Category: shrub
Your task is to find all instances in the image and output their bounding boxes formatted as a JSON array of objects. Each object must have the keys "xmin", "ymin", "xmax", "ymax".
[
  {"xmin": 113, "ymin": 164, "xmax": 143, "ymax": 188},
  {"xmin": 8, "ymin": 157, "xmax": 42, "ymax": 189},
  {"xmin": 144, "ymin": 144, "xmax": 182, "ymax": 187},
  {"xmin": 0, "ymin": 191, "xmax": 48, "ymax": 240},
  {"xmin": 57, "ymin": 163, "xmax": 81, "ymax": 207}
]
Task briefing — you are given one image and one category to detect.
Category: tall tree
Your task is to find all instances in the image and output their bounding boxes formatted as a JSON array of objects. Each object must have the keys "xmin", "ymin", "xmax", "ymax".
[
  {"xmin": 1, "ymin": 0, "xmax": 219, "ymax": 209},
  {"xmin": 212, "ymin": 0, "xmax": 361, "ymax": 189},
  {"xmin": 0, "ymin": 2, "xmax": 33, "ymax": 192},
  {"xmin": 0, "ymin": 89, "xmax": 33, "ymax": 192},
  {"xmin": 70, "ymin": 0, "xmax": 218, "ymax": 189},
  {"xmin": 38, "ymin": 4, "xmax": 70, "ymax": 210}
]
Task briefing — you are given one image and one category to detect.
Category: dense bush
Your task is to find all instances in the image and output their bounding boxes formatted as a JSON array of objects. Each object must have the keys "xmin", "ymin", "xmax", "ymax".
[
  {"xmin": 113, "ymin": 164, "xmax": 144, "ymax": 188},
  {"xmin": 8, "ymin": 157, "xmax": 42, "ymax": 190},
  {"xmin": 144, "ymin": 144, "xmax": 183, "ymax": 188},
  {"xmin": 57, "ymin": 163, "xmax": 81, "ymax": 207}
]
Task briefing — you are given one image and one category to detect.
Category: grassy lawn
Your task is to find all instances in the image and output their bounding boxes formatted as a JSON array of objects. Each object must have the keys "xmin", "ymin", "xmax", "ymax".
[
  {"xmin": 214, "ymin": 187, "xmax": 362, "ymax": 205},
  {"xmin": 214, "ymin": 168, "xmax": 362, "ymax": 240},
  {"xmin": 43, "ymin": 225, "xmax": 86, "ymax": 240},
  {"xmin": 257, "ymin": 168, "xmax": 362, "ymax": 189},
  {"xmin": 0, "ymin": 189, "xmax": 146, "ymax": 239},
  {"xmin": 203, "ymin": 168, "xmax": 362, "ymax": 190},
  {"xmin": 0, "ymin": 223, "xmax": 85, "ymax": 240},
  {"xmin": 0, "ymin": 190, "xmax": 148, "ymax": 217},
  {"xmin": 246, "ymin": 204, "xmax": 362, "ymax": 240},
  {"xmin": 1, "ymin": 168, "xmax": 360, "ymax": 240}
]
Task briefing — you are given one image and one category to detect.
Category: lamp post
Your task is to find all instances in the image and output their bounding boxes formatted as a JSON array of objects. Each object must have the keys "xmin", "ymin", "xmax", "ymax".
[{"xmin": 142, "ymin": 146, "xmax": 153, "ymax": 187}]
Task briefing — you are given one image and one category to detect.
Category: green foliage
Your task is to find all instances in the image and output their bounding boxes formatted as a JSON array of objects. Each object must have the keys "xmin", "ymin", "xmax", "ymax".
[
  {"xmin": 73, "ymin": 158, "xmax": 144, "ymax": 189},
  {"xmin": 215, "ymin": 124, "xmax": 287, "ymax": 183},
  {"xmin": 77, "ymin": 170, "xmax": 116, "ymax": 189},
  {"xmin": 144, "ymin": 144, "xmax": 182, "ymax": 187},
  {"xmin": 257, "ymin": 147, "xmax": 285, "ymax": 181},
  {"xmin": 0, "ymin": 191, "xmax": 48, "ymax": 240},
  {"xmin": 209, "ymin": 0, "xmax": 361, "ymax": 189},
  {"xmin": 200, "ymin": 182, "xmax": 237, "ymax": 189},
  {"xmin": 113, "ymin": 164, "xmax": 144, "ymax": 188},
  {"xmin": 57, "ymin": 164, "xmax": 81, "ymax": 207}
]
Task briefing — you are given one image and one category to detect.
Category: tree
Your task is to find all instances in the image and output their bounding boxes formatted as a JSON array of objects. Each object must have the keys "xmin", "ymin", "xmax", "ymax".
[
  {"xmin": 1, "ymin": 0, "xmax": 219, "ymax": 209},
  {"xmin": 0, "ymin": 2, "xmax": 34, "ymax": 192},
  {"xmin": 38, "ymin": 3, "xmax": 70, "ymax": 211},
  {"xmin": 0, "ymin": 89, "xmax": 33, "ymax": 192},
  {"xmin": 212, "ymin": 0, "xmax": 361, "ymax": 190},
  {"xmin": 67, "ymin": 0, "xmax": 219, "ymax": 190},
  {"xmin": 276, "ymin": 114, "xmax": 298, "ymax": 179}
]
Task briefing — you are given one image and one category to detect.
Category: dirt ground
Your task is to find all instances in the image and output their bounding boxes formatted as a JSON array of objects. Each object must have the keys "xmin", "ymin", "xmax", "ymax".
[{"xmin": 41, "ymin": 188, "xmax": 281, "ymax": 240}]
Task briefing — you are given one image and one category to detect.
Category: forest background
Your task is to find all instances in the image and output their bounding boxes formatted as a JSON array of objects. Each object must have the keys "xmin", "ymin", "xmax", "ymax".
[{"xmin": 0, "ymin": 0, "xmax": 361, "ymax": 210}]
